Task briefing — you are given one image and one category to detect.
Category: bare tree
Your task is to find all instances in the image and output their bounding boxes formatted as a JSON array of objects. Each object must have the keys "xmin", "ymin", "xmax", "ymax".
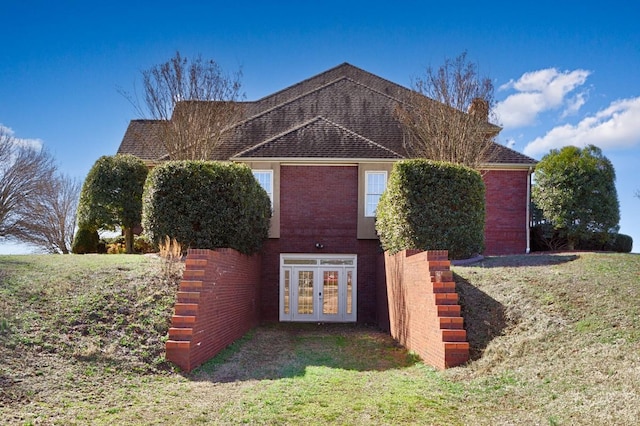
[
  {"xmin": 0, "ymin": 127, "xmax": 56, "ymax": 240},
  {"xmin": 396, "ymin": 51, "xmax": 499, "ymax": 168},
  {"xmin": 123, "ymin": 51, "xmax": 244, "ymax": 160},
  {"xmin": 13, "ymin": 173, "xmax": 80, "ymax": 253}
]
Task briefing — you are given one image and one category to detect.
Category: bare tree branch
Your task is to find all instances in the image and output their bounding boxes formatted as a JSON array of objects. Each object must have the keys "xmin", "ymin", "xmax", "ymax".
[
  {"xmin": 121, "ymin": 51, "xmax": 244, "ymax": 160},
  {"xmin": 0, "ymin": 128, "xmax": 56, "ymax": 240},
  {"xmin": 396, "ymin": 51, "xmax": 499, "ymax": 168},
  {"xmin": 13, "ymin": 173, "xmax": 80, "ymax": 253}
]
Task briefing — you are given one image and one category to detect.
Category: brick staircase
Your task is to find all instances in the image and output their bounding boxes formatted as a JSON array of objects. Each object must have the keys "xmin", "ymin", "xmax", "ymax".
[
  {"xmin": 165, "ymin": 255, "xmax": 208, "ymax": 371},
  {"xmin": 385, "ymin": 249, "xmax": 469, "ymax": 369},
  {"xmin": 424, "ymin": 251, "xmax": 469, "ymax": 368}
]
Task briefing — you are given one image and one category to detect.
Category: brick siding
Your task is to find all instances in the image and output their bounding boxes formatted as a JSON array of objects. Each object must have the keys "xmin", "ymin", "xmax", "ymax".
[
  {"xmin": 259, "ymin": 165, "xmax": 380, "ymax": 323},
  {"xmin": 483, "ymin": 169, "xmax": 530, "ymax": 255}
]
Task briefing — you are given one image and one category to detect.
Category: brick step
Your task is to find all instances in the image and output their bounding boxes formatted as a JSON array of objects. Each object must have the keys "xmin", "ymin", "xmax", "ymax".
[
  {"xmin": 174, "ymin": 303, "xmax": 198, "ymax": 316},
  {"xmin": 437, "ymin": 305, "xmax": 461, "ymax": 317},
  {"xmin": 423, "ymin": 251, "xmax": 448, "ymax": 261},
  {"xmin": 438, "ymin": 317, "xmax": 464, "ymax": 329},
  {"xmin": 443, "ymin": 341, "xmax": 470, "ymax": 352},
  {"xmin": 179, "ymin": 280, "xmax": 203, "ymax": 291},
  {"xmin": 431, "ymin": 281, "xmax": 456, "ymax": 293},
  {"xmin": 430, "ymin": 270, "xmax": 453, "ymax": 282},
  {"xmin": 434, "ymin": 293, "xmax": 459, "ymax": 305},
  {"xmin": 165, "ymin": 340, "xmax": 190, "ymax": 351},
  {"xmin": 171, "ymin": 315, "xmax": 196, "ymax": 327},
  {"xmin": 169, "ymin": 327, "xmax": 193, "ymax": 341},
  {"xmin": 185, "ymin": 258, "xmax": 207, "ymax": 267},
  {"xmin": 441, "ymin": 329, "xmax": 467, "ymax": 342},
  {"xmin": 183, "ymin": 269, "xmax": 205, "ymax": 279},
  {"xmin": 427, "ymin": 260, "xmax": 451, "ymax": 270},
  {"xmin": 444, "ymin": 342, "xmax": 470, "ymax": 367},
  {"xmin": 177, "ymin": 291, "xmax": 200, "ymax": 303}
]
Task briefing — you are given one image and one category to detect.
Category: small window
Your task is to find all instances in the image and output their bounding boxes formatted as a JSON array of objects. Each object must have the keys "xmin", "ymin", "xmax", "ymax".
[
  {"xmin": 252, "ymin": 170, "xmax": 273, "ymax": 205},
  {"xmin": 365, "ymin": 171, "xmax": 387, "ymax": 217}
]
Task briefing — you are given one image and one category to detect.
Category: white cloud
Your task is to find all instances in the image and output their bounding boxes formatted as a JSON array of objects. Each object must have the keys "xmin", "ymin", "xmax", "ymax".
[
  {"xmin": 561, "ymin": 92, "xmax": 588, "ymax": 118},
  {"xmin": 523, "ymin": 97, "xmax": 640, "ymax": 157},
  {"xmin": 0, "ymin": 124, "xmax": 43, "ymax": 150},
  {"xmin": 495, "ymin": 68, "xmax": 591, "ymax": 128}
]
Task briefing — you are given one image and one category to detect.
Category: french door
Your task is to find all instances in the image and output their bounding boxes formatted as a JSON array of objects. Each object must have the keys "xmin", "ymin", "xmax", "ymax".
[{"xmin": 280, "ymin": 254, "xmax": 357, "ymax": 322}]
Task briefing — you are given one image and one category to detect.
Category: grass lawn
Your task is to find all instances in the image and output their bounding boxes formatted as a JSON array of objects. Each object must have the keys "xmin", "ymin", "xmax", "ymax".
[{"xmin": 1, "ymin": 252, "xmax": 639, "ymax": 425}]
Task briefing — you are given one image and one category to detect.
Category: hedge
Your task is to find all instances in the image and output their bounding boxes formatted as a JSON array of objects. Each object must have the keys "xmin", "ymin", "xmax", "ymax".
[
  {"xmin": 531, "ymin": 225, "xmax": 633, "ymax": 253},
  {"xmin": 71, "ymin": 227, "xmax": 100, "ymax": 254},
  {"xmin": 376, "ymin": 159, "xmax": 485, "ymax": 259},
  {"xmin": 142, "ymin": 161, "xmax": 271, "ymax": 255}
]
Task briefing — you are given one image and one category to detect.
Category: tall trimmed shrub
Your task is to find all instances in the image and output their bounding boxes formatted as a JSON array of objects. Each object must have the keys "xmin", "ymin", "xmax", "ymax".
[
  {"xmin": 376, "ymin": 159, "xmax": 485, "ymax": 259},
  {"xmin": 142, "ymin": 161, "xmax": 271, "ymax": 255},
  {"xmin": 76, "ymin": 154, "xmax": 148, "ymax": 253},
  {"xmin": 71, "ymin": 226, "xmax": 99, "ymax": 254}
]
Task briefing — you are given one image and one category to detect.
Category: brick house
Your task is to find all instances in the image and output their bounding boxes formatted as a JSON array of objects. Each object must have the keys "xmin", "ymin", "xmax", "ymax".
[{"xmin": 117, "ymin": 63, "xmax": 536, "ymax": 326}]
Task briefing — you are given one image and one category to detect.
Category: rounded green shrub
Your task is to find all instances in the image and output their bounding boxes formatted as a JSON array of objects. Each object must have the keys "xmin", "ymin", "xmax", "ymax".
[
  {"xmin": 142, "ymin": 161, "xmax": 271, "ymax": 255},
  {"xmin": 376, "ymin": 159, "xmax": 485, "ymax": 259},
  {"xmin": 610, "ymin": 233, "xmax": 633, "ymax": 253},
  {"xmin": 71, "ymin": 227, "xmax": 100, "ymax": 254}
]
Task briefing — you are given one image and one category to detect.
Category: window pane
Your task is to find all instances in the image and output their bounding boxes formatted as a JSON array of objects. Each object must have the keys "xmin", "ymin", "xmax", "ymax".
[
  {"xmin": 284, "ymin": 269, "xmax": 290, "ymax": 314},
  {"xmin": 319, "ymin": 259, "xmax": 354, "ymax": 265},
  {"xmin": 252, "ymin": 170, "xmax": 273, "ymax": 205},
  {"xmin": 365, "ymin": 194, "xmax": 381, "ymax": 217},
  {"xmin": 297, "ymin": 271, "xmax": 314, "ymax": 315},
  {"xmin": 346, "ymin": 270, "xmax": 353, "ymax": 314},
  {"xmin": 322, "ymin": 270, "xmax": 339, "ymax": 315},
  {"xmin": 283, "ymin": 259, "xmax": 317, "ymax": 265},
  {"xmin": 365, "ymin": 171, "xmax": 387, "ymax": 217}
]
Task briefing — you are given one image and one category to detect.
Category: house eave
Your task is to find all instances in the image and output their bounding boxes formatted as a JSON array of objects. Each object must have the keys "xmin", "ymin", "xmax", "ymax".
[
  {"xmin": 232, "ymin": 157, "xmax": 402, "ymax": 164},
  {"xmin": 480, "ymin": 162, "xmax": 537, "ymax": 171}
]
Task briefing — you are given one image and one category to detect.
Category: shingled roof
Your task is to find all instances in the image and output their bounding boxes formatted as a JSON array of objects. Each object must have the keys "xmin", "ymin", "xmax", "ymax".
[{"xmin": 117, "ymin": 63, "xmax": 536, "ymax": 166}]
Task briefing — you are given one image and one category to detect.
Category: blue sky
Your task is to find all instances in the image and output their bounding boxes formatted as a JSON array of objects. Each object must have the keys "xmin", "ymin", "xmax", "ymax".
[{"xmin": 1, "ymin": 1, "xmax": 639, "ymax": 253}]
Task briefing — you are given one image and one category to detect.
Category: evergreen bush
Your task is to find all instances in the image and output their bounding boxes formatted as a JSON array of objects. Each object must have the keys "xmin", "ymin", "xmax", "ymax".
[
  {"xmin": 71, "ymin": 227, "xmax": 99, "ymax": 254},
  {"xmin": 142, "ymin": 161, "xmax": 271, "ymax": 255},
  {"xmin": 376, "ymin": 159, "xmax": 485, "ymax": 259}
]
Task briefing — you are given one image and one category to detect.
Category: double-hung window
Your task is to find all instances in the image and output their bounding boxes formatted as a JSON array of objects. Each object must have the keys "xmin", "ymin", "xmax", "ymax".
[
  {"xmin": 364, "ymin": 171, "xmax": 387, "ymax": 217},
  {"xmin": 252, "ymin": 170, "xmax": 274, "ymax": 206}
]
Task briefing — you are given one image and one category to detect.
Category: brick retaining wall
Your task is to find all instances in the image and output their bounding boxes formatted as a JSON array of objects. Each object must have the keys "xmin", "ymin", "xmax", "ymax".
[
  {"xmin": 165, "ymin": 248, "xmax": 261, "ymax": 372},
  {"xmin": 384, "ymin": 249, "xmax": 469, "ymax": 369}
]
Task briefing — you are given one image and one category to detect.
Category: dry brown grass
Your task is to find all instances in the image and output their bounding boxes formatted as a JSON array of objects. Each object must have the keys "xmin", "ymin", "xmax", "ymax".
[{"xmin": 449, "ymin": 252, "xmax": 640, "ymax": 425}]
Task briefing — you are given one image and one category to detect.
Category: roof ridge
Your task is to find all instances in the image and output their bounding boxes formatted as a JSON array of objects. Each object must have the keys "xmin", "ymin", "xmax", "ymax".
[
  {"xmin": 251, "ymin": 62, "xmax": 357, "ymax": 103},
  {"xmin": 234, "ymin": 76, "xmax": 405, "ymax": 129}
]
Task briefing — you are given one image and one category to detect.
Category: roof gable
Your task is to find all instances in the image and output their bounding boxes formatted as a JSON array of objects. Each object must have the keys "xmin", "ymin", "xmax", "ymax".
[{"xmin": 234, "ymin": 116, "xmax": 403, "ymax": 159}]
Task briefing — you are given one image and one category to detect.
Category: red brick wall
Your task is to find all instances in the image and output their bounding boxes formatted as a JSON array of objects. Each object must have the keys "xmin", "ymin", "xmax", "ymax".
[
  {"xmin": 166, "ymin": 248, "xmax": 261, "ymax": 372},
  {"xmin": 483, "ymin": 169, "xmax": 530, "ymax": 255},
  {"xmin": 259, "ymin": 165, "xmax": 380, "ymax": 323},
  {"xmin": 384, "ymin": 249, "xmax": 469, "ymax": 369}
]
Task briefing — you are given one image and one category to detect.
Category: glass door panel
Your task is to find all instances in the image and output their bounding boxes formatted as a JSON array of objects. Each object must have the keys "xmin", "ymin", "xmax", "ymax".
[
  {"xmin": 346, "ymin": 270, "xmax": 353, "ymax": 315},
  {"xmin": 283, "ymin": 269, "xmax": 290, "ymax": 315},
  {"xmin": 297, "ymin": 270, "xmax": 314, "ymax": 315},
  {"xmin": 322, "ymin": 270, "xmax": 339, "ymax": 315}
]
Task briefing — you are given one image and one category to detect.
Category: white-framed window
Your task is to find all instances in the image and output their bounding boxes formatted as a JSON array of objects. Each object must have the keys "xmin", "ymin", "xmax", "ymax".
[
  {"xmin": 365, "ymin": 171, "xmax": 387, "ymax": 217},
  {"xmin": 252, "ymin": 170, "xmax": 273, "ymax": 206}
]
